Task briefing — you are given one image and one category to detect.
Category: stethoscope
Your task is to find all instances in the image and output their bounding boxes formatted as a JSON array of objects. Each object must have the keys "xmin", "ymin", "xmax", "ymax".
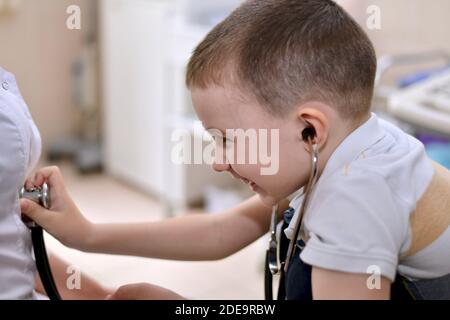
[
  {"xmin": 265, "ymin": 126, "xmax": 319, "ymax": 300},
  {"xmin": 17, "ymin": 128, "xmax": 318, "ymax": 301},
  {"xmin": 19, "ymin": 183, "xmax": 61, "ymax": 300}
]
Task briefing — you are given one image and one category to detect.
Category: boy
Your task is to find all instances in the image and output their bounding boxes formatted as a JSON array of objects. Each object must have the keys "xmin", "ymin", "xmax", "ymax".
[{"xmin": 21, "ymin": 0, "xmax": 450, "ymax": 299}]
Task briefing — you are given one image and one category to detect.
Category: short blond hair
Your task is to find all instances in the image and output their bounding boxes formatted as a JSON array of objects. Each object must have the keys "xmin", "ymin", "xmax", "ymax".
[{"xmin": 186, "ymin": 0, "xmax": 377, "ymax": 120}]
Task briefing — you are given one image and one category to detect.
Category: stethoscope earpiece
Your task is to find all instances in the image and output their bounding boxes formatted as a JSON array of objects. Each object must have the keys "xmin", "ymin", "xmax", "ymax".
[{"xmin": 301, "ymin": 126, "xmax": 316, "ymax": 143}]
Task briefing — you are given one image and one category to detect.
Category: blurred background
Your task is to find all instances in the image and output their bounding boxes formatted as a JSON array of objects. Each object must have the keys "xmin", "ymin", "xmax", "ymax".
[{"xmin": 1, "ymin": 0, "xmax": 449, "ymax": 299}]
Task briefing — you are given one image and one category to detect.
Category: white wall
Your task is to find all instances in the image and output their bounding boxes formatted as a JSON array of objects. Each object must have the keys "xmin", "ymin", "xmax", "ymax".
[
  {"xmin": 0, "ymin": 0, "xmax": 94, "ymax": 150},
  {"xmin": 338, "ymin": 0, "xmax": 450, "ymax": 56}
]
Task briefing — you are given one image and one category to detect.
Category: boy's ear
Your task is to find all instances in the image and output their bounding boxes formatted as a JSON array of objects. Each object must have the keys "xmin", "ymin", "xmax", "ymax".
[{"xmin": 295, "ymin": 102, "xmax": 330, "ymax": 151}]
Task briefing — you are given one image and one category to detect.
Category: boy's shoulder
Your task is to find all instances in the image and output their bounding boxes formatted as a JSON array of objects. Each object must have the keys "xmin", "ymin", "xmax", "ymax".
[{"xmin": 337, "ymin": 117, "xmax": 434, "ymax": 205}]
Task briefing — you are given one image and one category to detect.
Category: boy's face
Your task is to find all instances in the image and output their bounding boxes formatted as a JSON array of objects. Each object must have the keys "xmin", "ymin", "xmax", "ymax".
[{"xmin": 191, "ymin": 84, "xmax": 312, "ymax": 206}]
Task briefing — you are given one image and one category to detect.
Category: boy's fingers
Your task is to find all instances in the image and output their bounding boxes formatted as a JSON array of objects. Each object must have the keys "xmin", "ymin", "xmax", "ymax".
[
  {"xmin": 26, "ymin": 166, "xmax": 66, "ymax": 191},
  {"xmin": 35, "ymin": 171, "xmax": 45, "ymax": 186},
  {"xmin": 38, "ymin": 166, "xmax": 65, "ymax": 188},
  {"xmin": 25, "ymin": 179, "xmax": 34, "ymax": 189},
  {"xmin": 20, "ymin": 198, "xmax": 51, "ymax": 226},
  {"xmin": 109, "ymin": 285, "xmax": 140, "ymax": 300}
]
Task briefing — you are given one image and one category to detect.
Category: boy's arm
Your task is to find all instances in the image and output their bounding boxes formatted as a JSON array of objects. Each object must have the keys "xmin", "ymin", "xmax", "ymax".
[
  {"xmin": 88, "ymin": 195, "xmax": 290, "ymax": 260},
  {"xmin": 20, "ymin": 166, "xmax": 290, "ymax": 261},
  {"xmin": 312, "ymin": 267, "xmax": 391, "ymax": 300},
  {"xmin": 35, "ymin": 252, "xmax": 112, "ymax": 299}
]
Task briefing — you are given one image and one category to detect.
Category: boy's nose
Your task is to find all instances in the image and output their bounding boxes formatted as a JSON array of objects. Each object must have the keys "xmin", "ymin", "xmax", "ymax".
[{"xmin": 212, "ymin": 161, "xmax": 231, "ymax": 172}]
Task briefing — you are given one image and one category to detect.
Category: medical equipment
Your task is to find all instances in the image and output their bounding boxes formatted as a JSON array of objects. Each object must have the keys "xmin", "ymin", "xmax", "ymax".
[
  {"xmin": 388, "ymin": 69, "xmax": 450, "ymax": 136},
  {"xmin": 19, "ymin": 183, "xmax": 61, "ymax": 300},
  {"xmin": 265, "ymin": 127, "xmax": 319, "ymax": 300},
  {"xmin": 374, "ymin": 50, "xmax": 450, "ymax": 138}
]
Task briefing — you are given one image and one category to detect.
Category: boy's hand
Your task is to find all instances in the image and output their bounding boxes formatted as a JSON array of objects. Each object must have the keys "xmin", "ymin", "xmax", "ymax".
[
  {"xmin": 20, "ymin": 166, "xmax": 94, "ymax": 250},
  {"xmin": 106, "ymin": 283, "xmax": 186, "ymax": 300}
]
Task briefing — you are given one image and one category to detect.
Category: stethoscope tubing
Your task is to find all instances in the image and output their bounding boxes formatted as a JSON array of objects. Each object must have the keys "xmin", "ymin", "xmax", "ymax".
[
  {"xmin": 284, "ymin": 142, "xmax": 319, "ymax": 272},
  {"xmin": 31, "ymin": 226, "xmax": 61, "ymax": 300},
  {"xmin": 265, "ymin": 138, "xmax": 320, "ymax": 300},
  {"xmin": 19, "ymin": 183, "xmax": 61, "ymax": 300}
]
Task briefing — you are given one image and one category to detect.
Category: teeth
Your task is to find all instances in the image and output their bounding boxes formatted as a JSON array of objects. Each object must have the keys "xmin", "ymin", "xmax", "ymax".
[{"xmin": 239, "ymin": 177, "xmax": 255, "ymax": 187}]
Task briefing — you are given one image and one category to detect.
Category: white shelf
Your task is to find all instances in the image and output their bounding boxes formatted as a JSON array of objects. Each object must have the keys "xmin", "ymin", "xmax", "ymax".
[{"xmin": 101, "ymin": 0, "xmax": 239, "ymax": 215}]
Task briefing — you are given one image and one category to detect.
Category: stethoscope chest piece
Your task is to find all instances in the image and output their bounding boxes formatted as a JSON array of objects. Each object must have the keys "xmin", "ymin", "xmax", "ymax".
[
  {"xmin": 19, "ymin": 182, "xmax": 51, "ymax": 209},
  {"xmin": 19, "ymin": 183, "xmax": 51, "ymax": 228}
]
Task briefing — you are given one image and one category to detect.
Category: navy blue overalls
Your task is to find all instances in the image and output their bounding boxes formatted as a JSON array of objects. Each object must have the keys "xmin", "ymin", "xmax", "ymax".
[{"xmin": 266, "ymin": 207, "xmax": 450, "ymax": 300}]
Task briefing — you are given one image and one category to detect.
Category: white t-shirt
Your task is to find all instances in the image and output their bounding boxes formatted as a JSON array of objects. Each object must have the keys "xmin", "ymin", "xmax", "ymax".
[
  {"xmin": 284, "ymin": 112, "xmax": 450, "ymax": 282},
  {"xmin": 0, "ymin": 67, "xmax": 41, "ymax": 299}
]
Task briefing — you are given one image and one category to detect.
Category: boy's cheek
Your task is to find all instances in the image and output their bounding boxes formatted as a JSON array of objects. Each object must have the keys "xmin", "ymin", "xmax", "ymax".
[{"xmin": 231, "ymin": 163, "xmax": 260, "ymax": 179}]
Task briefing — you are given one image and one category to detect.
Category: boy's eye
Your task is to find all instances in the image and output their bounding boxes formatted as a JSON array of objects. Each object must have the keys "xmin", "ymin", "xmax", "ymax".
[
  {"xmin": 213, "ymin": 136, "xmax": 233, "ymax": 148},
  {"xmin": 205, "ymin": 129, "xmax": 234, "ymax": 148},
  {"xmin": 224, "ymin": 137, "xmax": 235, "ymax": 146},
  {"xmin": 214, "ymin": 136, "xmax": 227, "ymax": 146}
]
